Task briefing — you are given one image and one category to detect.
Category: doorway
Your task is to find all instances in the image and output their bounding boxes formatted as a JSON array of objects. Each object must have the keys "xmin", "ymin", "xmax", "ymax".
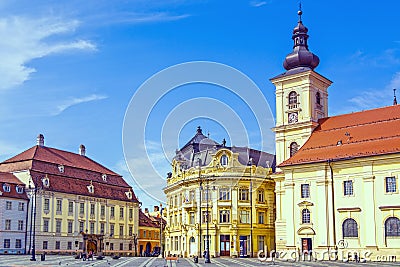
[
  {"xmin": 189, "ymin": 237, "xmax": 197, "ymax": 256},
  {"xmin": 239, "ymin": 236, "xmax": 248, "ymax": 257},
  {"xmin": 220, "ymin": 235, "xmax": 230, "ymax": 256}
]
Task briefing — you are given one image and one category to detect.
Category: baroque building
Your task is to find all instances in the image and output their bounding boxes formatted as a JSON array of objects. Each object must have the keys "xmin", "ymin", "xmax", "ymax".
[
  {"xmin": 0, "ymin": 172, "xmax": 29, "ymax": 254},
  {"xmin": 271, "ymin": 8, "xmax": 400, "ymax": 260},
  {"xmin": 164, "ymin": 127, "xmax": 275, "ymax": 258},
  {"xmin": 0, "ymin": 135, "xmax": 140, "ymax": 256}
]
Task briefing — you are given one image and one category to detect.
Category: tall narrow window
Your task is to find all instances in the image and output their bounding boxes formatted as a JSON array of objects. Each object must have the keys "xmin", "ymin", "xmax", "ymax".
[
  {"xmin": 343, "ymin": 218, "xmax": 358, "ymax": 237},
  {"xmin": 386, "ymin": 177, "xmax": 397, "ymax": 193},
  {"xmin": 44, "ymin": 199, "xmax": 50, "ymax": 211},
  {"xmin": 385, "ymin": 217, "xmax": 400, "ymax": 237},
  {"xmin": 289, "ymin": 91, "xmax": 298, "ymax": 109},
  {"xmin": 220, "ymin": 155, "xmax": 228, "ymax": 166},
  {"xmin": 316, "ymin": 92, "xmax": 321, "ymax": 105},
  {"xmin": 301, "ymin": 184, "xmax": 310, "ymax": 198},
  {"xmin": 56, "ymin": 199, "xmax": 62, "ymax": 213},
  {"xmin": 290, "ymin": 142, "xmax": 299, "ymax": 157},
  {"xmin": 302, "ymin": 209, "xmax": 310, "ymax": 224}
]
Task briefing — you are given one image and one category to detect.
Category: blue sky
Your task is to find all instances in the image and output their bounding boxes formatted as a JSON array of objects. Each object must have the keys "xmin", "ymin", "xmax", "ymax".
[{"xmin": 0, "ymin": 0, "xmax": 399, "ymax": 207}]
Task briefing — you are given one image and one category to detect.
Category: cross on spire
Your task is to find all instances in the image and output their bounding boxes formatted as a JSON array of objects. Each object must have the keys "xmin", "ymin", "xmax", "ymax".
[{"xmin": 394, "ymin": 89, "xmax": 397, "ymax": 105}]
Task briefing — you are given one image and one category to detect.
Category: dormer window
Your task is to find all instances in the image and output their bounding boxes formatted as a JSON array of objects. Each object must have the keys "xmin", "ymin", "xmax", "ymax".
[
  {"xmin": 220, "ymin": 155, "xmax": 228, "ymax": 166},
  {"xmin": 288, "ymin": 91, "xmax": 298, "ymax": 109},
  {"xmin": 125, "ymin": 190, "xmax": 133, "ymax": 200},
  {"xmin": 87, "ymin": 180, "xmax": 94, "ymax": 194},
  {"xmin": 58, "ymin": 164, "xmax": 64, "ymax": 173},
  {"xmin": 42, "ymin": 175, "xmax": 50, "ymax": 188},
  {"xmin": 102, "ymin": 174, "xmax": 107, "ymax": 182},
  {"xmin": 3, "ymin": 183, "xmax": 11, "ymax": 192},
  {"xmin": 16, "ymin": 185, "xmax": 24, "ymax": 194}
]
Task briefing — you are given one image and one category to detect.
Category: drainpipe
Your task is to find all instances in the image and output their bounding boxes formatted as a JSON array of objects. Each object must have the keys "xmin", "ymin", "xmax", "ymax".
[{"xmin": 328, "ymin": 160, "xmax": 337, "ymax": 249}]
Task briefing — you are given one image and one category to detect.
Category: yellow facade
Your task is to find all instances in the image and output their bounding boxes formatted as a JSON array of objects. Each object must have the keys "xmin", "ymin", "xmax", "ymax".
[{"xmin": 164, "ymin": 148, "xmax": 275, "ymax": 258}]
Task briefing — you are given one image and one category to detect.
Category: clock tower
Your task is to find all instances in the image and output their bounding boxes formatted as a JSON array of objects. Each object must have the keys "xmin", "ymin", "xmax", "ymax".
[{"xmin": 271, "ymin": 7, "xmax": 332, "ymax": 167}]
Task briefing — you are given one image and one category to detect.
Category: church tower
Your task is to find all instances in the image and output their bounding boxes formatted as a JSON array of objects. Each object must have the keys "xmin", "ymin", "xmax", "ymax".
[{"xmin": 271, "ymin": 6, "xmax": 332, "ymax": 167}]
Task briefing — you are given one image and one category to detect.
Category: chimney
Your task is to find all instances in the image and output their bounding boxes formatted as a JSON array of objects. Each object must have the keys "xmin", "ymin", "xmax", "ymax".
[
  {"xmin": 154, "ymin": 206, "xmax": 159, "ymax": 212},
  {"xmin": 79, "ymin": 144, "xmax": 86, "ymax": 156},
  {"xmin": 37, "ymin": 134, "xmax": 44, "ymax": 146}
]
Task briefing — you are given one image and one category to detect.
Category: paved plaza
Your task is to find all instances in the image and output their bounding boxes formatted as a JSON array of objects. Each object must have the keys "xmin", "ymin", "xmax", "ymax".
[{"xmin": 0, "ymin": 255, "xmax": 399, "ymax": 267}]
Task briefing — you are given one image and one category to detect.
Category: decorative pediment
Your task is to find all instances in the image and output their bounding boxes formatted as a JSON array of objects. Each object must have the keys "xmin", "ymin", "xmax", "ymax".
[
  {"xmin": 297, "ymin": 226, "xmax": 315, "ymax": 235},
  {"xmin": 87, "ymin": 180, "xmax": 94, "ymax": 194},
  {"xmin": 297, "ymin": 200, "xmax": 314, "ymax": 207},
  {"xmin": 125, "ymin": 189, "xmax": 133, "ymax": 200},
  {"xmin": 42, "ymin": 175, "xmax": 50, "ymax": 188}
]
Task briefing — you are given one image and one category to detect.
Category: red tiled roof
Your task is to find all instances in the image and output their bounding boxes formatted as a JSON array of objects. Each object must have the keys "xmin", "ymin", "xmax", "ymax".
[
  {"xmin": 0, "ymin": 172, "xmax": 29, "ymax": 200},
  {"xmin": 280, "ymin": 105, "xmax": 400, "ymax": 167},
  {"xmin": 0, "ymin": 145, "xmax": 139, "ymax": 203},
  {"xmin": 139, "ymin": 210, "xmax": 159, "ymax": 228}
]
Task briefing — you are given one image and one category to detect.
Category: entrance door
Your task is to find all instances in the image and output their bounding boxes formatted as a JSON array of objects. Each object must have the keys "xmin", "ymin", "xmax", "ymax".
[
  {"xmin": 239, "ymin": 236, "xmax": 247, "ymax": 257},
  {"xmin": 189, "ymin": 237, "xmax": 197, "ymax": 256},
  {"xmin": 220, "ymin": 235, "xmax": 230, "ymax": 256},
  {"xmin": 301, "ymin": 238, "xmax": 312, "ymax": 260}
]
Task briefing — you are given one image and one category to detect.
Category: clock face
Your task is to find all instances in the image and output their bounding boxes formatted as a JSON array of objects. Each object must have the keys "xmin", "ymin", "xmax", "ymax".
[{"xmin": 288, "ymin": 112, "xmax": 298, "ymax": 123}]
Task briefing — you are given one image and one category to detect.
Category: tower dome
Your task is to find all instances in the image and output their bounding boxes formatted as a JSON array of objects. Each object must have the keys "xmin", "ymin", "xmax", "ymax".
[{"xmin": 283, "ymin": 7, "xmax": 320, "ymax": 71}]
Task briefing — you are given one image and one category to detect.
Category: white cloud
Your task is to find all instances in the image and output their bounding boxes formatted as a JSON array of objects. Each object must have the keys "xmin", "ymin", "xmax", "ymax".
[
  {"xmin": 249, "ymin": 1, "xmax": 270, "ymax": 7},
  {"xmin": 0, "ymin": 16, "xmax": 96, "ymax": 90},
  {"xmin": 101, "ymin": 12, "xmax": 190, "ymax": 25},
  {"xmin": 55, "ymin": 94, "xmax": 107, "ymax": 115}
]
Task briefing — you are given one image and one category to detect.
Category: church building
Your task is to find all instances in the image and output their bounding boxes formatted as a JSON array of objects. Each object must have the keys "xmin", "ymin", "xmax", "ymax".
[{"xmin": 271, "ymin": 7, "xmax": 400, "ymax": 261}]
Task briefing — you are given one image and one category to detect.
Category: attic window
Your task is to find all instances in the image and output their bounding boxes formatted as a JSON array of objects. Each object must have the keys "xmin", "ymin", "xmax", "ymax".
[
  {"xmin": 58, "ymin": 165, "xmax": 64, "ymax": 173},
  {"xmin": 125, "ymin": 190, "xmax": 133, "ymax": 200},
  {"xmin": 42, "ymin": 176, "xmax": 50, "ymax": 188},
  {"xmin": 220, "ymin": 155, "xmax": 228, "ymax": 166},
  {"xmin": 102, "ymin": 174, "xmax": 107, "ymax": 182},
  {"xmin": 3, "ymin": 184, "xmax": 11, "ymax": 192},
  {"xmin": 87, "ymin": 181, "xmax": 94, "ymax": 194},
  {"xmin": 16, "ymin": 185, "xmax": 24, "ymax": 194}
]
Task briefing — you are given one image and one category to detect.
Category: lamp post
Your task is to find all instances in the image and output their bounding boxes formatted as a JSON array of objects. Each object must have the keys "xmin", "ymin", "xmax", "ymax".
[
  {"xmin": 28, "ymin": 181, "xmax": 39, "ymax": 261},
  {"xmin": 204, "ymin": 181, "xmax": 211, "ymax": 263},
  {"xmin": 133, "ymin": 233, "xmax": 138, "ymax": 257},
  {"xmin": 159, "ymin": 204, "xmax": 164, "ymax": 258},
  {"xmin": 197, "ymin": 158, "xmax": 202, "ymax": 259}
]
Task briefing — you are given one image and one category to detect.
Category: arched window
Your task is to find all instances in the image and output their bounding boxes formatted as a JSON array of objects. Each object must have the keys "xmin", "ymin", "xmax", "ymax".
[
  {"xmin": 316, "ymin": 92, "xmax": 321, "ymax": 105},
  {"xmin": 289, "ymin": 91, "xmax": 298, "ymax": 107},
  {"xmin": 385, "ymin": 217, "xmax": 400, "ymax": 237},
  {"xmin": 343, "ymin": 218, "xmax": 358, "ymax": 238},
  {"xmin": 290, "ymin": 142, "xmax": 299, "ymax": 157},
  {"xmin": 220, "ymin": 155, "xmax": 228, "ymax": 166},
  {"xmin": 302, "ymin": 209, "xmax": 310, "ymax": 224}
]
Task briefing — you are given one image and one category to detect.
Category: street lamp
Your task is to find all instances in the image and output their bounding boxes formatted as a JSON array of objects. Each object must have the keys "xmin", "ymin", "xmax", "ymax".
[
  {"xmin": 248, "ymin": 158, "xmax": 253, "ymax": 258},
  {"xmin": 159, "ymin": 204, "xmax": 164, "ymax": 258},
  {"xmin": 204, "ymin": 181, "xmax": 212, "ymax": 263},
  {"xmin": 28, "ymin": 180, "xmax": 40, "ymax": 261},
  {"xmin": 133, "ymin": 233, "xmax": 138, "ymax": 257},
  {"xmin": 197, "ymin": 158, "xmax": 202, "ymax": 259}
]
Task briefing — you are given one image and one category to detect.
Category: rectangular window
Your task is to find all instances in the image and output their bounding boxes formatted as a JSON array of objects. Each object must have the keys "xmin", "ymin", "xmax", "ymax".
[
  {"xmin": 56, "ymin": 199, "xmax": 62, "ymax": 212},
  {"xmin": 110, "ymin": 207, "xmax": 115, "ymax": 218},
  {"xmin": 257, "ymin": 236, "xmax": 265, "ymax": 251},
  {"xmin": 43, "ymin": 219, "xmax": 49, "ymax": 232},
  {"xmin": 18, "ymin": 202, "xmax": 24, "ymax": 211},
  {"xmin": 68, "ymin": 221, "xmax": 73, "ymax": 233},
  {"xmin": 219, "ymin": 188, "xmax": 230, "ymax": 200},
  {"xmin": 110, "ymin": 243, "xmax": 114, "ymax": 250},
  {"xmin": 239, "ymin": 189, "xmax": 249, "ymax": 201},
  {"xmin": 15, "ymin": 239, "xmax": 22, "ymax": 249},
  {"xmin": 101, "ymin": 205, "xmax": 105, "ymax": 217},
  {"xmin": 100, "ymin": 223, "xmax": 105, "ymax": 234},
  {"xmin": 257, "ymin": 190, "xmax": 265, "ymax": 202},
  {"xmin": 79, "ymin": 203, "xmax": 85, "ymax": 214},
  {"xmin": 202, "ymin": 189, "xmax": 211, "ymax": 202},
  {"xmin": 5, "ymin": 219, "xmax": 11, "ymax": 230},
  {"xmin": 344, "ymin": 180, "xmax": 353, "ymax": 196},
  {"xmin": 386, "ymin": 176, "xmax": 397, "ymax": 193},
  {"xmin": 110, "ymin": 224, "xmax": 114, "ymax": 236},
  {"xmin": 56, "ymin": 220, "xmax": 62, "ymax": 233},
  {"xmin": 258, "ymin": 212, "xmax": 265, "ymax": 224},
  {"xmin": 129, "ymin": 226, "xmax": 133, "ymax": 236},
  {"xmin": 301, "ymin": 184, "xmax": 310, "ymax": 198},
  {"xmin": 202, "ymin": 210, "xmax": 211, "ymax": 223},
  {"xmin": 44, "ymin": 198, "xmax": 50, "ymax": 211},
  {"xmin": 4, "ymin": 239, "xmax": 10, "ymax": 248},
  {"xmin": 18, "ymin": 220, "xmax": 23, "ymax": 231},
  {"xmin": 67, "ymin": 241, "xmax": 72, "ymax": 250},
  {"xmin": 189, "ymin": 212, "xmax": 195, "ymax": 225},
  {"xmin": 68, "ymin": 201, "xmax": 74, "ymax": 213},
  {"xmin": 43, "ymin": 241, "xmax": 48, "ymax": 250},
  {"xmin": 143, "ymin": 230, "xmax": 146, "ymax": 238},
  {"xmin": 55, "ymin": 241, "xmax": 60, "ymax": 250},
  {"xmin": 120, "ymin": 207, "xmax": 124, "ymax": 218},
  {"xmin": 120, "ymin": 243, "xmax": 123, "ymax": 251},
  {"xmin": 6, "ymin": 201, "xmax": 12, "ymax": 210},
  {"xmin": 239, "ymin": 210, "xmax": 250, "ymax": 224},
  {"xmin": 79, "ymin": 221, "xmax": 84, "ymax": 232},
  {"xmin": 129, "ymin": 208, "xmax": 133, "ymax": 220},
  {"xmin": 90, "ymin": 222, "xmax": 95, "ymax": 234},
  {"xmin": 189, "ymin": 190, "xmax": 195, "ymax": 201},
  {"xmin": 90, "ymin": 203, "xmax": 95, "ymax": 215},
  {"xmin": 219, "ymin": 210, "xmax": 230, "ymax": 223}
]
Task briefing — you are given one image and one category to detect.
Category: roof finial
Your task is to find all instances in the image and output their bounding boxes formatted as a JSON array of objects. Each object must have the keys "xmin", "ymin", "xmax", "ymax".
[
  {"xmin": 197, "ymin": 126, "xmax": 202, "ymax": 134},
  {"xmin": 298, "ymin": 1, "xmax": 303, "ymax": 22},
  {"xmin": 394, "ymin": 89, "xmax": 398, "ymax": 105}
]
